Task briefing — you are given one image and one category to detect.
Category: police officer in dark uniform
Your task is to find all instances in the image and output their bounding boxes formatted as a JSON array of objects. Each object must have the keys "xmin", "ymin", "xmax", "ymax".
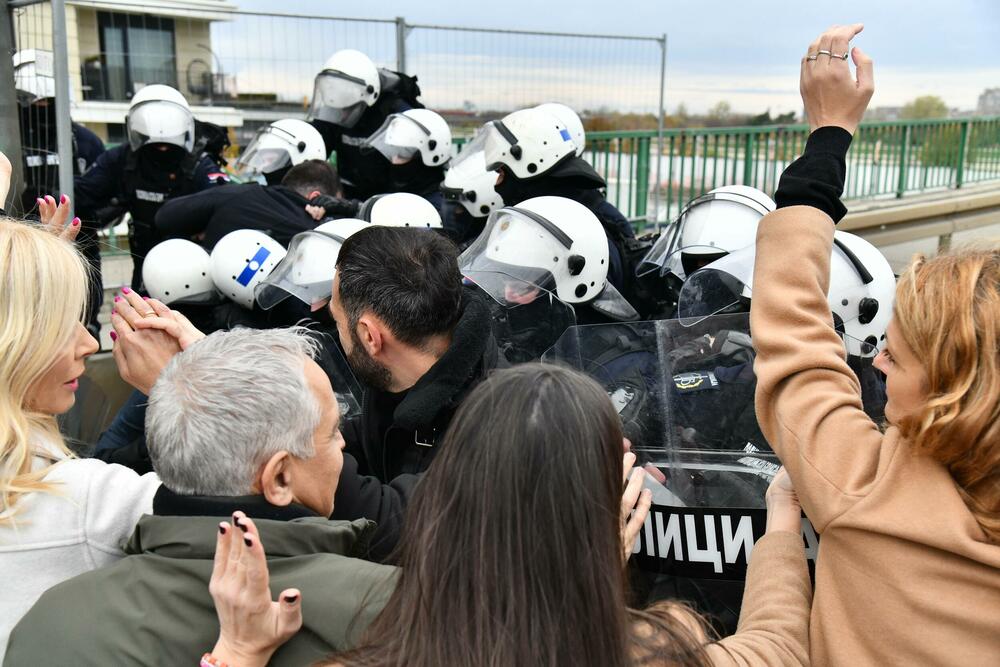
[
  {"xmin": 482, "ymin": 106, "xmax": 646, "ymax": 312},
  {"xmin": 13, "ymin": 49, "xmax": 105, "ymax": 214},
  {"xmin": 74, "ymin": 84, "xmax": 228, "ymax": 296},
  {"xmin": 306, "ymin": 49, "xmax": 423, "ymax": 201}
]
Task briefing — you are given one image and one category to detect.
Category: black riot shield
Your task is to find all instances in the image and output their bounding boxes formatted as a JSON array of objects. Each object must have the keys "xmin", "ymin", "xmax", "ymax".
[
  {"xmin": 542, "ymin": 314, "xmax": 840, "ymax": 635},
  {"xmin": 463, "ymin": 272, "xmax": 577, "ymax": 365}
]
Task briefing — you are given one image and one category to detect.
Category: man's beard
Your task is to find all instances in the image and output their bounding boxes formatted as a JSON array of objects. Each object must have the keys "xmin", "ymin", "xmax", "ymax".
[{"xmin": 348, "ymin": 327, "xmax": 393, "ymax": 392}]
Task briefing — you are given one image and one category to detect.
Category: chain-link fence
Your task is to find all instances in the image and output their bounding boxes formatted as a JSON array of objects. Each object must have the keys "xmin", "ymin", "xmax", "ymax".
[{"xmin": 5, "ymin": 1, "xmax": 666, "ymax": 172}]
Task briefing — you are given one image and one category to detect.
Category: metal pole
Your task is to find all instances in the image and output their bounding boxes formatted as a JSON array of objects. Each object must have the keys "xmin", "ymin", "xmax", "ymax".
[
  {"xmin": 0, "ymin": 0, "xmax": 26, "ymax": 214},
  {"xmin": 652, "ymin": 32, "xmax": 667, "ymax": 230},
  {"xmin": 51, "ymin": 0, "xmax": 73, "ymax": 213},
  {"xmin": 395, "ymin": 16, "xmax": 407, "ymax": 73}
]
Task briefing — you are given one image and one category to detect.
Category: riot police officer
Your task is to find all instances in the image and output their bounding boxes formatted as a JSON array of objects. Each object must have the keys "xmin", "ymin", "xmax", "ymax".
[
  {"xmin": 14, "ymin": 49, "xmax": 105, "ymax": 332},
  {"xmin": 75, "ymin": 84, "xmax": 228, "ymax": 292},
  {"xmin": 13, "ymin": 49, "xmax": 105, "ymax": 213},
  {"xmin": 482, "ymin": 106, "xmax": 644, "ymax": 311},
  {"xmin": 307, "ymin": 49, "xmax": 424, "ymax": 200},
  {"xmin": 440, "ymin": 123, "xmax": 504, "ymax": 247},
  {"xmin": 361, "ymin": 108, "xmax": 452, "ymax": 210}
]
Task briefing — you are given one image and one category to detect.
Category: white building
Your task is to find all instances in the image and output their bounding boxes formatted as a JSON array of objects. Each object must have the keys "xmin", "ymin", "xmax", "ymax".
[{"xmin": 13, "ymin": 0, "xmax": 242, "ymax": 143}]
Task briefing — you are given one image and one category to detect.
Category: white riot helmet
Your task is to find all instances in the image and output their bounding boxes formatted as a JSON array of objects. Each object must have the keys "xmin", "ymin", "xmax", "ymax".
[
  {"xmin": 126, "ymin": 84, "xmax": 195, "ymax": 153},
  {"xmin": 638, "ymin": 185, "xmax": 775, "ymax": 282},
  {"xmin": 677, "ymin": 231, "xmax": 896, "ymax": 357},
  {"xmin": 359, "ymin": 192, "xmax": 442, "ymax": 228},
  {"xmin": 210, "ymin": 230, "xmax": 287, "ymax": 309},
  {"xmin": 308, "ymin": 50, "xmax": 380, "ymax": 129},
  {"xmin": 235, "ymin": 119, "xmax": 326, "ymax": 183},
  {"xmin": 363, "ymin": 109, "xmax": 452, "ymax": 167},
  {"xmin": 441, "ymin": 126, "xmax": 503, "ymax": 218},
  {"xmin": 142, "ymin": 239, "xmax": 217, "ymax": 305},
  {"xmin": 459, "ymin": 196, "xmax": 638, "ymax": 321},
  {"xmin": 483, "ymin": 107, "xmax": 577, "ymax": 180},
  {"xmin": 535, "ymin": 103, "xmax": 585, "ymax": 157},
  {"xmin": 255, "ymin": 219, "xmax": 371, "ymax": 310},
  {"xmin": 13, "ymin": 49, "xmax": 56, "ymax": 102}
]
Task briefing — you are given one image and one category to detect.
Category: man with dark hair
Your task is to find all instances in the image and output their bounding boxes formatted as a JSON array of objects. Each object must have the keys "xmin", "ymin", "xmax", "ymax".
[
  {"xmin": 328, "ymin": 226, "xmax": 502, "ymax": 559},
  {"xmin": 154, "ymin": 159, "xmax": 356, "ymax": 249}
]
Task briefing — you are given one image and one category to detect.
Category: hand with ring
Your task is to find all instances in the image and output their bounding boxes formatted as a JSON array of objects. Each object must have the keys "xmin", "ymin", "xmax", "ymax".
[
  {"xmin": 109, "ymin": 287, "xmax": 205, "ymax": 394},
  {"xmin": 801, "ymin": 23, "xmax": 874, "ymax": 134}
]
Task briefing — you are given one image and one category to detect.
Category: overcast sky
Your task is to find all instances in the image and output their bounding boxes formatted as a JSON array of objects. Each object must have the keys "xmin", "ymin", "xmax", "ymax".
[{"xmin": 234, "ymin": 0, "xmax": 1000, "ymax": 114}]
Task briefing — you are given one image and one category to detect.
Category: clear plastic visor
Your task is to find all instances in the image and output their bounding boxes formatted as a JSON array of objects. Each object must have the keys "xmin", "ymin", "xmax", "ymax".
[
  {"xmin": 459, "ymin": 208, "xmax": 571, "ymax": 298},
  {"xmin": 254, "ymin": 230, "xmax": 347, "ymax": 311},
  {"xmin": 363, "ymin": 114, "xmax": 427, "ymax": 164},
  {"xmin": 308, "ymin": 72, "xmax": 369, "ymax": 128},
  {"xmin": 127, "ymin": 100, "xmax": 193, "ymax": 152}
]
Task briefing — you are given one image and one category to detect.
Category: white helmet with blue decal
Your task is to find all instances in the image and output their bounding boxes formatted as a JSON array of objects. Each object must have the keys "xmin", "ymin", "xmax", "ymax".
[
  {"xmin": 210, "ymin": 230, "xmax": 287, "ymax": 309},
  {"xmin": 483, "ymin": 107, "xmax": 577, "ymax": 180}
]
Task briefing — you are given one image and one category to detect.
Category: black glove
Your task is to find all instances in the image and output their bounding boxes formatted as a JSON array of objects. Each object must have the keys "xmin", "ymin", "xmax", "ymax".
[{"xmin": 310, "ymin": 194, "xmax": 361, "ymax": 219}]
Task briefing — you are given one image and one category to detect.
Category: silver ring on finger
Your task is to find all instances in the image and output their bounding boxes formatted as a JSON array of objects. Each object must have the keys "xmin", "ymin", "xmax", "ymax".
[
  {"xmin": 817, "ymin": 49, "xmax": 832, "ymax": 57},
  {"xmin": 832, "ymin": 52, "xmax": 849, "ymax": 60},
  {"xmin": 142, "ymin": 311, "xmax": 157, "ymax": 319}
]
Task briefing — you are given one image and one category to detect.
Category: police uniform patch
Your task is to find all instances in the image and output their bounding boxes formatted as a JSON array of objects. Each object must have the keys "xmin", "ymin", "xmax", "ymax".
[{"xmin": 672, "ymin": 370, "xmax": 719, "ymax": 393}]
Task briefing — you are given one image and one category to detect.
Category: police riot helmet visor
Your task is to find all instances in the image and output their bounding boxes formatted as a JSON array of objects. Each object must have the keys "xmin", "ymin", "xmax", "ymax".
[
  {"xmin": 363, "ymin": 114, "xmax": 427, "ymax": 165},
  {"xmin": 463, "ymin": 260, "xmax": 558, "ymax": 304},
  {"xmin": 127, "ymin": 100, "xmax": 193, "ymax": 152},
  {"xmin": 254, "ymin": 230, "xmax": 347, "ymax": 311},
  {"xmin": 235, "ymin": 147, "xmax": 293, "ymax": 180},
  {"xmin": 308, "ymin": 72, "xmax": 370, "ymax": 128},
  {"xmin": 451, "ymin": 127, "xmax": 491, "ymax": 171},
  {"xmin": 459, "ymin": 207, "xmax": 572, "ymax": 298}
]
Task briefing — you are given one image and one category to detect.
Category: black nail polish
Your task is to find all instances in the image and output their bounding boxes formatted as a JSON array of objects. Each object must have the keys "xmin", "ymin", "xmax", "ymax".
[
  {"xmin": 285, "ymin": 595, "xmax": 298, "ymax": 603},
  {"xmin": 243, "ymin": 537, "xmax": 252, "ymax": 547},
  {"xmin": 218, "ymin": 525, "xmax": 226, "ymax": 535},
  {"xmin": 236, "ymin": 520, "xmax": 248, "ymax": 532}
]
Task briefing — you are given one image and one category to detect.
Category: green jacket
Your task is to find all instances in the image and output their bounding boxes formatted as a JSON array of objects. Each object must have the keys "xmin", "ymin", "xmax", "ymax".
[{"xmin": 4, "ymin": 515, "xmax": 398, "ymax": 666}]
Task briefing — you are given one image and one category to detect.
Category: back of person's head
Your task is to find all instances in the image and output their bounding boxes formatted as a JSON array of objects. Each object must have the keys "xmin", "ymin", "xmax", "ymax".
[
  {"xmin": 338, "ymin": 364, "xmax": 708, "ymax": 667},
  {"xmin": 281, "ymin": 159, "xmax": 340, "ymax": 199},
  {"xmin": 146, "ymin": 327, "xmax": 320, "ymax": 496},
  {"xmin": 335, "ymin": 226, "xmax": 462, "ymax": 348},
  {"xmin": 0, "ymin": 217, "xmax": 88, "ymax": 523},
  {"xmin": 894, "ymin": 245, "xmax": 1000, "ymax": 541}
]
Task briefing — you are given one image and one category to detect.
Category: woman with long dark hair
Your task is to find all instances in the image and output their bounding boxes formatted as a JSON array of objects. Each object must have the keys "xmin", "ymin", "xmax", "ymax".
[{"xmin": 205, "ymin": 364, "xmax": 810, "ymax": 667}]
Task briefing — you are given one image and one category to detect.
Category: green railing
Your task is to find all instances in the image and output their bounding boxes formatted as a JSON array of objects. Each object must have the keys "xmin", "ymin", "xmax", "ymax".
[
  {"xmin": 100, "ymin": 116, "xmax": 1000, "ymax": 255},
  {"xmin": 577, "ymin": 116, "xmax": 1000, "ymax": 230}
]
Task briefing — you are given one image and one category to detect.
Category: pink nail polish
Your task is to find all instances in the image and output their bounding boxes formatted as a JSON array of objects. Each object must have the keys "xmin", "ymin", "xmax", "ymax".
[
  {"xmin": 59, "ymin": 194, "xmax": 67, "ymax": 204},
  {"xmin": 122, "ymin": 287, "xmax": 131, "ymax": 295},
  {"xmin": 142, "ymin": 296, "xmax": 150, "ymax": 301},
  {"xmin": 71, "ymin": 217, "xmax": 80, "ymax": 226},
  {"xmin": 114, "ymin": 296, "xmax": 121, "ymax": 302},
  {"xmin": 109, "ymin": 331, "xmax": 118, "ymax": 342},
  {"xmin": 111, "ymin": 308, "xmax": 116, "ymax": 315},
  {"xmin": 36, "ymin": 198, "xmax": 44, "ymax": 206}
]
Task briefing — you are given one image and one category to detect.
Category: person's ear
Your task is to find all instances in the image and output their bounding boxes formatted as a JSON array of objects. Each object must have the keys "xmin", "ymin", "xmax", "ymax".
[
  {"xmin": 258, "ymin": 450, "xmax": 295, "ymax": 507},
  {"xmin": 356, "ymin": 315, "xmax": 384, "ymax": 357},
  {"xmin": 307, "ymin": 189, "xmax": 322, "ymax": 201}
]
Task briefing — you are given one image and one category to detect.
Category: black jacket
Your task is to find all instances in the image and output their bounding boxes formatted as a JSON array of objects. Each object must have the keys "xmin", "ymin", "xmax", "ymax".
[
  {"xmin": 331, "ymin": 288, "xmax": 503, "ymax": 561},
  {"xmin": 154, "ymin": 182, "xmax": 327, "ymax": 249}
]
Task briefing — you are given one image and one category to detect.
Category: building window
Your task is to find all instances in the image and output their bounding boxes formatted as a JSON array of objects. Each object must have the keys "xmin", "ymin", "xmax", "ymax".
[{"xmin": 86, "ymin": 12, "xmax": 177, "ymax": 101}]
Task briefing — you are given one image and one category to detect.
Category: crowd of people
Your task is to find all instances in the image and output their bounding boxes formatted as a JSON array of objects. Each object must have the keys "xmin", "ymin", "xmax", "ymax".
[{"xmin": 1, "ymin": 23, "xmax": 998, "ymax": 666}]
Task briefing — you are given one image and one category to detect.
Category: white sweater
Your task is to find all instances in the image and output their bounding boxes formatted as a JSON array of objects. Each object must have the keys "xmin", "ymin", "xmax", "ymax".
[{"xmin": 0, "ymin": 442, "xmax": 160, "ymax": 658}]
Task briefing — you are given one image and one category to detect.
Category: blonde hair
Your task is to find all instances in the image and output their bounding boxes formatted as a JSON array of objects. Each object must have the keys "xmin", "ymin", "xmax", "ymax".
[
  {"xmin": 894, "ymin": 244, "xmax": 1000, "ymax": 542},
  {"xmin": 0, "ymin": 217, "xmax": 89, "ymax": 525}
]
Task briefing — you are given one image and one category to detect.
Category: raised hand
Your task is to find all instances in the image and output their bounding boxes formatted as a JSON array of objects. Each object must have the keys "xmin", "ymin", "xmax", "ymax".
[
  {"xmin": 38, "ymin": 194, "xmax": 81, "ymax": 242},
  {"xmin": 621, "ymin": 452, "xmax": 653, "ymax": 563},
  {"xmin": 209, "ymin": 512, "xmax": 302, "ymax": 667},
  {"xmin": 801, "ymin": 24, "xmax": 874, "ymax": 134}
]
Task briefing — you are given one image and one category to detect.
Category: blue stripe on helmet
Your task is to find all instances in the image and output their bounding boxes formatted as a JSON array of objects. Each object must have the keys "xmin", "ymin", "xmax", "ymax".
[{"xmin": 236, "ymin": 246, "xmax": 272, "ymax": 287}]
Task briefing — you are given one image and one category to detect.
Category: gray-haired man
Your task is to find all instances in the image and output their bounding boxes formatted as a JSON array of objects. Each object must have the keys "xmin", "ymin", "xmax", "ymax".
[{"xmin": 5, "ymin": 328, "xmax": 396, "ymax": 667}]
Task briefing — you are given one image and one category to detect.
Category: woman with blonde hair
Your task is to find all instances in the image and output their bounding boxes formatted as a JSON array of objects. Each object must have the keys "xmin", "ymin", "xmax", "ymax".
[
  {"xmin": 751, "ymin": 24, "xmax": 1000, "ymax": 665},
  {"xmin": 0, "ymin": 183, "xmax": 160, "ymax": 657}
]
